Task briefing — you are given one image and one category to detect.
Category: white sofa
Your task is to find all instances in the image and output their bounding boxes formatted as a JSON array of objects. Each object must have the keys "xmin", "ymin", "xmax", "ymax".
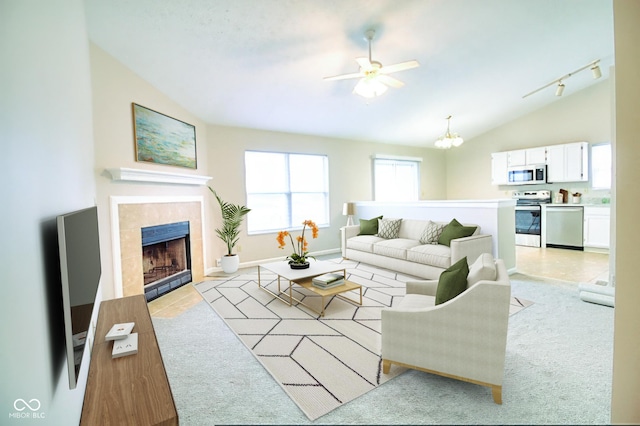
[
  {"xmin": 381, "ymin": 253, "xmax": 511, "ymax": 403},
  {"xmin": 341, "ymin": 218, "xmax": 492, "ymax": 279}
]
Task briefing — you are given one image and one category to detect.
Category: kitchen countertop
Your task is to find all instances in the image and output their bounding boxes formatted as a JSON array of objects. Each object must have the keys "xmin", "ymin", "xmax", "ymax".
[{"xmin": 543, "ymin": 203, "xmax": 611, "ymax": 207}]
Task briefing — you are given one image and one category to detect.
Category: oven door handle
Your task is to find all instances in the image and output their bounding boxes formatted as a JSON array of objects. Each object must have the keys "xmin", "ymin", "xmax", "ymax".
[{"xmin": 515, "ymin": 206, "xmax": 541, "ymax": 211}]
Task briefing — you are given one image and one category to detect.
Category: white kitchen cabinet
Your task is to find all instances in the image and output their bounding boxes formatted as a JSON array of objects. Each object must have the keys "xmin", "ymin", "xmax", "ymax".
[
  {"xmin": 584, "ymin": 206, "xmax": 610, "ymax": 250},
  {"xmin": 507, "ymin": 149, "xmax": 526, "ymax": 167},
  {"xmin": 507, "ymin": 147, "xmax": 546, "ymax": 168},
  {"xmin": 526, "ymin": 146, "xmax": 547, "ymax": 165},
  {"xmin": 491, "ymin": 151, "xmax": 509, "ymax": 185},
  {"xmin": 546, "ymin": 144, "xmax": 565, "ymax": 182},
  {"xmin": 546, "ymin": 142, "xmax": 589, "ymax": 183}
]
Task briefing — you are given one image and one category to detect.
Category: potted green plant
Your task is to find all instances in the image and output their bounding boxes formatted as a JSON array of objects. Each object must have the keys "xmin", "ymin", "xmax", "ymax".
[{"xmin": 209, "ymin": 187, "xmax": 251, "ymax": 273}]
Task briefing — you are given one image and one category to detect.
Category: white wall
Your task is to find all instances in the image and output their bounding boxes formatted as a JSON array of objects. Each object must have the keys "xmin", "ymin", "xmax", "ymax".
[{"xmin": 0, "ymin": 0, "xmax": 97, "ymax": 423}]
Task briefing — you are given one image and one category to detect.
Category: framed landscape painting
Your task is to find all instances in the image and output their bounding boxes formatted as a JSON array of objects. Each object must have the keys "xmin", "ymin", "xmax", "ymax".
[{"xmin": 132, "ymin": 103, "xmax": 197, "ymax": 169}]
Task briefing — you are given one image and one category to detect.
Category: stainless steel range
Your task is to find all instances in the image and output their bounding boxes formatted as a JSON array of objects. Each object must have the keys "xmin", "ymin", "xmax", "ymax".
[{"xmin": 512, "ymin": 190, "xmax": 552, "ymax": 247}]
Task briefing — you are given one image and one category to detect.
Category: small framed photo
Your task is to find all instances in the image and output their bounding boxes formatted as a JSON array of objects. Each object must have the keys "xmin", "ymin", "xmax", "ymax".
[{"xmin": 132, "ymin": 103, "xmax": 197, "ymax": 169}]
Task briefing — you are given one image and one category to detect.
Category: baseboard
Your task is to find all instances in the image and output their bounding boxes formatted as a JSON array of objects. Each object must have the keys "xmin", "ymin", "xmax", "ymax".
[{"xmin": 584, "ymin": 246, "xmax": 609, "ymax": 254}]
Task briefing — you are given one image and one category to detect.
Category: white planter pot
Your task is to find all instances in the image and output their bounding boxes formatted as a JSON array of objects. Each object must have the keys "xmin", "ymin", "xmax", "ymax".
[{"xmin": 220, "ymin": 254, "xmax": 240, "ymax": 273}]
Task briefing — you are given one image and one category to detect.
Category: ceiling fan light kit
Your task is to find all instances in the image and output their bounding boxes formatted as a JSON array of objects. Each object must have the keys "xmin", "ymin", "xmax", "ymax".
[
  {"xmin": 324, "ymin": 29, "xmax": 419, "ymax": 98},
  {"xmin": 353, "ymin": 77, "xmax": 388, "ymax": 98},
  {"xmin": 434, "ymin": 115, "xmax": 464, "ymax": 149},
  {"xmin": 523, "ymin": 59, "xmax": 602, "ymax": 98}
]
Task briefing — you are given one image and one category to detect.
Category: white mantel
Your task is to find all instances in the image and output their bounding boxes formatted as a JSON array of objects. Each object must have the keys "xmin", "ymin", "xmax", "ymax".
[{"xmin": 107, "ymin": 167, "xmax": 212, "ymax": 186}]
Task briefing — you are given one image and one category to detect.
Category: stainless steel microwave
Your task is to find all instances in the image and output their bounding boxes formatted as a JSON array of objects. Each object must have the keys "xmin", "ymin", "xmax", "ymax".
[{"xmin": 508, "ymin": 165, "xmax": 546, "ymax": 185}]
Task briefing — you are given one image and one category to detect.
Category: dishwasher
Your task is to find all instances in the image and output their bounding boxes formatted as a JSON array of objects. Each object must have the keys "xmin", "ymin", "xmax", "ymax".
[{"xmin": 545, "ymin": 206, "xmax": 584, "ymax": 250}]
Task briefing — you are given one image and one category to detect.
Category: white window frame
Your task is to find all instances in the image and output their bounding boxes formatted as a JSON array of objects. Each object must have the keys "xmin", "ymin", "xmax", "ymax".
[
  {"xmin": 591, "ymin": 142, "xmax": 611, "ymax": 189},
  {"xmin": 244, "ymin": 150, "xmax": 330, "ymax": 234},
  {"xmin": 372, "ymin": 154, "xmax": 422, "ymax": 201}
]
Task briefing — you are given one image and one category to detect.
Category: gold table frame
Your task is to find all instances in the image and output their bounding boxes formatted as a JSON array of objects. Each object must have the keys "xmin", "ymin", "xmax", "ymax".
[{"xmin": 257, "ymin": 261, "xmax": 363, "ymax": 317}]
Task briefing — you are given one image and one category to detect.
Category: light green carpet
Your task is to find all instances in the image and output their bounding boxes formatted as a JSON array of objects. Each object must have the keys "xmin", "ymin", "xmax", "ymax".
[{"xmin": 152, "ymin": 265, "xmax": 613, "ymax": 425}]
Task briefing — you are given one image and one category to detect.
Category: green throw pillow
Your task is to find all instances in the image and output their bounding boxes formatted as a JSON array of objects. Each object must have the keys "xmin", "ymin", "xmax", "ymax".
[
  {"xmin": 358, "ymin": 215, "xmax": 383, "ymax": 235},
  {"xmin": 438, "ymin": 218, "xmax": 477, "ymax": 247},
  {"xmin": 435, "ymin": 257, "xmax": 469, "ymax": 305}
]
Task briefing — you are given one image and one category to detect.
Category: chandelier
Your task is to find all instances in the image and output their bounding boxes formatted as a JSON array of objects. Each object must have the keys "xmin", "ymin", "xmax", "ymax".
[{"xmin": 434, "ymin": 115, "xmax": 464, "ymax": 149}]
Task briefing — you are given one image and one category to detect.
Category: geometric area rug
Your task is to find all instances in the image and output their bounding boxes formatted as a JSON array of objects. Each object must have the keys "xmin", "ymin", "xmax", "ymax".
[{"xmin": 193, "ymin": 259, "xmax": 532, "ymax": 421}]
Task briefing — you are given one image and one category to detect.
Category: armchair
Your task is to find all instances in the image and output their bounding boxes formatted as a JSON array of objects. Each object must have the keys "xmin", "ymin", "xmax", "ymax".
[{"xmin": 381, "ymin": 254, "xmax": 511, "ymax": 403}]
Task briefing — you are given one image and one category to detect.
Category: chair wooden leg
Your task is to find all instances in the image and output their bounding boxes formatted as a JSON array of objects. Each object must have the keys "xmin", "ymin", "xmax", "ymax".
[
  {"xmin": 382, "ymin": 359, "xmax": 391, "ymax": 374},
  {"xmin": 491, "ymin": 386, "xmax": 502, "ymax": 404}
]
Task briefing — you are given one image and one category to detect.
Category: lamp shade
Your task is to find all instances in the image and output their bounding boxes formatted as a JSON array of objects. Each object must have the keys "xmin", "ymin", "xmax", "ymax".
[
  {"xmin": 343, "ymin": 202, "xmax": 356, "ymax": 215},
  {"xmin": 353, "ymin": 78, "xmax": 388, "ymax": 98}
]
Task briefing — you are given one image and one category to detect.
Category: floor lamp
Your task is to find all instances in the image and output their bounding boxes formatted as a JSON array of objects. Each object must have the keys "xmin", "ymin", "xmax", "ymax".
[{"xmin": 343, "ymin": 202, "xmax": 356, "ymax": 226}]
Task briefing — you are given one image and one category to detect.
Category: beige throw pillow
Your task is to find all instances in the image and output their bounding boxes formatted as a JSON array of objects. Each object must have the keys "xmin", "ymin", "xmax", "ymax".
[
  {"xmin": 377, "ymin": 218, "xmax": 402, "ymax": 239},
  {"xmin": 420, "ymin": 221, "xmax": 446, "ymax": 245}
]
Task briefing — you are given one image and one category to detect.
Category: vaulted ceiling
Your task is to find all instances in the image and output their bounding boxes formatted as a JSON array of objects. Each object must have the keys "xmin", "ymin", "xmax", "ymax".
[{"xmin": 85, "ymin": 0, "xmax": 614, "ymax": 148}]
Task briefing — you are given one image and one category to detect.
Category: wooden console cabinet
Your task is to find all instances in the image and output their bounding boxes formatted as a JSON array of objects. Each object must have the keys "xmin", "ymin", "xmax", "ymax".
[{"xmin": 80, "ymin": 295, "xmax": 178, "ymax": 425}]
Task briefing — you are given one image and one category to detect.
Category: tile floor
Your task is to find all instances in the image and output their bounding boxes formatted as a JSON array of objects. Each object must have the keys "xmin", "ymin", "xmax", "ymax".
[
  {"xmin": 148, "ymin": 247, "xmax": 610, "ymax": 318},
  {"xmin": 515, "ymin": 245, "xmax": 609, "ymax": 284}
]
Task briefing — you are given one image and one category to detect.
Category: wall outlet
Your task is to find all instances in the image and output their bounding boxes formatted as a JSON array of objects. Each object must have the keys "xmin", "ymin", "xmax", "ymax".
[
  {"xmin": 236, "ymin": 245, "xmax": 242, "ymax": 253},
  {"xmin": 216, "ymin": 258, "xmax": 220, "ymax": 267}
]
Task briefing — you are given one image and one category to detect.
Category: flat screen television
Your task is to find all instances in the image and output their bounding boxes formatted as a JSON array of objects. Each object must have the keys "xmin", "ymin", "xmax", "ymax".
[{"xmin": 57, "ymin": 205, "xmax": 102, "ymax": 389}]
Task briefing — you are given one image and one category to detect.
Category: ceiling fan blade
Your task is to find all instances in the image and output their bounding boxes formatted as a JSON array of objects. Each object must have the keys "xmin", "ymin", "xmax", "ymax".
[
  {"xmin": 355, "ymin": 57, "xmax": 372, "ymax": 70},
  {"xmin": 377, "ymin": 75, "xmax": 405, "ymax": 88},
  {"xmin": 379, "ymin": 60, "xmax": 420, "ymax": 74},
  {"xmin": 323, "ymin": 72, "xmax": 364, "ymax": 81}
]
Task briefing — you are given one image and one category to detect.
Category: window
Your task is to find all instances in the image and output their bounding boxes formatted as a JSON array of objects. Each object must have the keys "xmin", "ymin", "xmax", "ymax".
[
  {"xmin": 245, "ymin": 151, "xmax": 329, "ymax": 233},
  {"xmin": 591, "ymin": 143, "xmax": 611, "ymax": 189},
  {"xmin": 373, "ymin": 156, "xmax": 421, "ymax": 201}
]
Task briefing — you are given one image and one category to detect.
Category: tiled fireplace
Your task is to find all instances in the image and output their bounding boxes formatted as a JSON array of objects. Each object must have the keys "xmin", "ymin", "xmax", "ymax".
[{"xmin": 110, "ymin": 196, "xmax": 205, "ymax": 298}]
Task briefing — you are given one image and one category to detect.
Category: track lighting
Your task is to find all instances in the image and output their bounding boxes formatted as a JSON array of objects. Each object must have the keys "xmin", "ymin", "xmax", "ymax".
[{"xmin": 523, "ymin": 59, "xmax": 602, "ymax": 98}]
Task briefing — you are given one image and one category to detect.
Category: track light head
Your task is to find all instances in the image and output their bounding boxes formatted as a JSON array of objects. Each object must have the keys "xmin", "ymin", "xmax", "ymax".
[
  {"xmin": 555, "ymin": 82, "xmax": 565, "ymax": 97},
  {"xmin": 591, "ymin": 64, "xmax": 602, "ymax": 79}
]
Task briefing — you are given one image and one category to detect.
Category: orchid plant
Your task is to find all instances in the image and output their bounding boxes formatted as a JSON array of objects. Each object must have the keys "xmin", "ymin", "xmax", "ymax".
[{"xmin": 277, "ymin": 220, "xmax": 319, "ymax": 264}]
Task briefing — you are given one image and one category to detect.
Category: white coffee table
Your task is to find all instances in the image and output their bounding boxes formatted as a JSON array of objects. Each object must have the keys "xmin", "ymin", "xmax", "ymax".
[{"xmin": 258, "ymin": 260, "xmax": 362, "ymax": 317}]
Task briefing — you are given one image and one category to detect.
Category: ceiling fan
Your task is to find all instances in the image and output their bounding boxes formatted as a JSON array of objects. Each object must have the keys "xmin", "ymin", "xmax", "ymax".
[{"xmin": 324, "ymin": 29, "xmax": 420, "ymax": 98}]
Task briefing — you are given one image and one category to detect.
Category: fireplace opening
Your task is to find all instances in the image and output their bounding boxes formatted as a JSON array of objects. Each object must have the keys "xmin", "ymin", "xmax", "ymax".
[{"xmin": 141, "ymin": 221, "xmax": 192, "ymax": 302}]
